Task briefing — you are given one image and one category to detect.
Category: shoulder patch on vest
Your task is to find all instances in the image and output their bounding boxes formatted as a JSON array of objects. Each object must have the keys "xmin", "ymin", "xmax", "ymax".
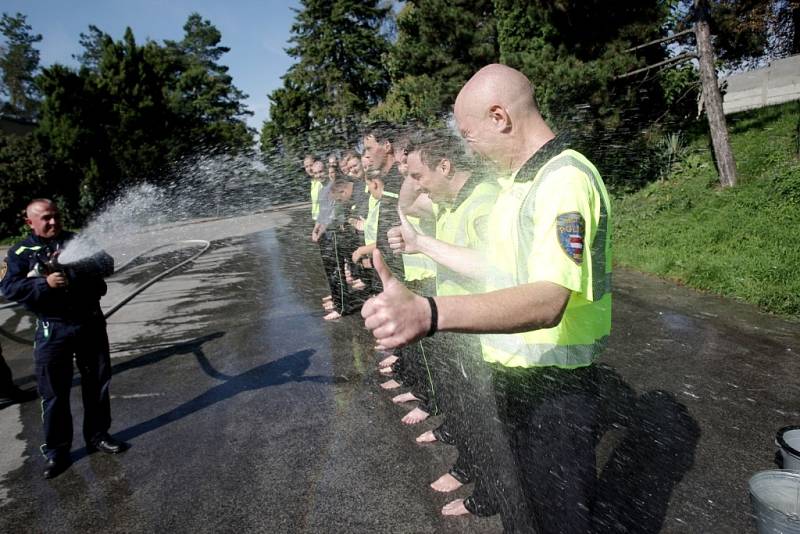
[{"xmin": 556, "ymin": 212, "xmax": 585, "ymax": 265}]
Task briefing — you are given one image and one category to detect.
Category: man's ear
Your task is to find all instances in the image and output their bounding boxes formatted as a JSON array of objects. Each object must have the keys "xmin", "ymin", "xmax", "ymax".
[
  {"xmin": 489, "ymin": 104, "xmax": 511, "ymax": 133},
  {"xmin": 439, "ymin": 158, "xmax": 452, "ymax": 179}
]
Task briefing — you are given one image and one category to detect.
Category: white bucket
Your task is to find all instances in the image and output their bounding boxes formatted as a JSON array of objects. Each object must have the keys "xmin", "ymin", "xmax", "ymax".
[
  {"xmin": 778, "ymin": 427, "xmax": 800, "ymax": 472},
  {"xmin": 749, "ymin": 470, "xmax": 800, "ymax": 534}
]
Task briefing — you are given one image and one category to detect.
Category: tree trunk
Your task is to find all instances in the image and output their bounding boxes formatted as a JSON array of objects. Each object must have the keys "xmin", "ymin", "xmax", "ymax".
[{"xmin": 694, "ymin": 0, "xmax": 737, "ymax": 188}]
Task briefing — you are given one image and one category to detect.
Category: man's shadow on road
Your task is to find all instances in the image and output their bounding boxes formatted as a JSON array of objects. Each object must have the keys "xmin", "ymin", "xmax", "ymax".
[
  {"xmin": 74, "ymin": 338, "xmax": 333, "ymax": 461},
  {"xmin": 108, "ymin": 331, "xmax": 229, "ymax": 380},
  {"xmin": 591, "ymin": 365, "xmax": 701, "ymax": 534}
]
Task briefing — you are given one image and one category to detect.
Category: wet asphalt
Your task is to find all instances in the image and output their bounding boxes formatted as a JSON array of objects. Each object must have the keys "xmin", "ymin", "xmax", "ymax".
[{"xmin": 0, "ymin": 204, "xmax": 798, "ymax": 533}]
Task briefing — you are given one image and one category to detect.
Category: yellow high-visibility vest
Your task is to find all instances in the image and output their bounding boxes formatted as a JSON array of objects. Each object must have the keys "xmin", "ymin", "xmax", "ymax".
[
  {"xmin": 310, "ymin": 180, "xmax": 323, "ymax": 222},
  {"xmin": 434, "ymin": 181, "xmax": 498, "ymax": 297},
  {"xmin": 480, "ymin": 149, "xmax": 612, "ymax": 368},
  {"xmin": 402, "ymin": 215, "xmax": 436, "ymax": 282},
  {"xmin": 364, "ymin": 195, "xmax": 380, "ymax": 245}
]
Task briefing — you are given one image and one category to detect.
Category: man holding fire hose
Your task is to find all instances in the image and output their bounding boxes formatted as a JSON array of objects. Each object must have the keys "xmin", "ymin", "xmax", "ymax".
[{"xmin": 1, "ymin": 198, "xmax": 128, "ymax": 479}]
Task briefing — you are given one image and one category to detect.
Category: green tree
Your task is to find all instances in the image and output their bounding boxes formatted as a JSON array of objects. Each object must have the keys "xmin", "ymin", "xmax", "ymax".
[
  {"xmin": 74, "ymin": 25, "xmax": 110, "ymax": 71},
  {"xmin": 261, "ymin": 0, "xmax": 391, "ymax": 155},
  {"xmin": 0, "ymin": 12, "xmax": 42, "ymax": 118},
  {"xmin": 672, "ymin": 0, "xmax": 800, "ymax": 68},
  {"xmin": 164, "ymin": 13, "xmax": 253, "ymax": 150},
  {"xmin": 494, "ymin": 0, "xmax": 673, "ymax": 188},
  {"xmin": 375, "ymin": 0, "xmax": 499, "ymax": 123},
  {"xmin": 368, "ymin": 74, "xmax": 445, "ymax": 124},
  {"xmin": 0, "ymin": 132, "xmax": 48, "ymax": 237}
]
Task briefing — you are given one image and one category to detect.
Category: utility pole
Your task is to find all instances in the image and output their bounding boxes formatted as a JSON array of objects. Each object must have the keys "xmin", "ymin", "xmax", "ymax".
[{"xmin": 694, "ymin": 0, "xmax": 737, "ymax": 187}]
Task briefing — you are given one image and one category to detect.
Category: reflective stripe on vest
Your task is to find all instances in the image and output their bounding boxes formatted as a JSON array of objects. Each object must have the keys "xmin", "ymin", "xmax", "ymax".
[
  {"xmin": 15, "ymin": 245, "xmax": 42, "ymax": 255},
  {"xmin": 311, "ymin": 180, "xmax": 323, "ymax": 221},
  {"xmin": 364, "ymin": 196, "xmax": 380, "ymax": 245},
  {"xmin": 481, "ymin": 334, "xmax": 609, "ymax": 368},
  {"xmin": 481, "ymin": 149, "xmax": 612, "ymax": 368},
  {"xmin": 403, "ymin": 215, "xmax": 436, "ymax": 281}
]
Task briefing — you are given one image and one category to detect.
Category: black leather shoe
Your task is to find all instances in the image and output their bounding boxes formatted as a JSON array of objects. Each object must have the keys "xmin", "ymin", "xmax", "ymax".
[
  {"xmin": 43, "ymin": 456, "xmax": 71, "ymax": 479},
  {"xmin": 88, "ymin": 434, "xmax": 128, "ymax": 454}
]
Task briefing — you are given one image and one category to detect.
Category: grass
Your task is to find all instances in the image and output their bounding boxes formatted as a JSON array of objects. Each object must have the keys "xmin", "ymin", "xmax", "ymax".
[{"xmin": 614, "ymin": 100, "xmax": 800, "ymax": 317}]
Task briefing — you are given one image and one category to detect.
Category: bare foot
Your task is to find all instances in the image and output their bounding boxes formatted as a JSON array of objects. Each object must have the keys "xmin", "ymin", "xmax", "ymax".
[
  {"xmin": 378, "ymin": 354, "xmax": 398, "ymax": 368},
  {"xmin": 323, "ymin": 310, "xmax": 341, "ymax": 321},
  {"xmin": 322, "ymin": 295, "xmax": 332, "ymax": 302},
  {"xmin": 380, "ymin": 379, "xmax": 401, "ymax": 390},
  {"xmin": 431, "ymin": 473, "xmax": 463, "ymax": 492},
  {"xmin": 353, "ymin": 279, "xmax": 366, "ymax": 290},
  {"xmin": 392, "ymin": 392, "xmax": 419, "ymax": 404},
  {"xmin": 416, "ymin": 430, "xmax": 437, "ymax": 444},
  {"xmin": 379, "ymin": 366, "xmax": 394, "ymax": 376},
  {"xmin": 442, "ymin": 499, "xmax": 470, "ymax": 516},
  {"xmin": 402, "ymin": 407, "xmax": 429, "ymax": 425},
  {"xmin": 323, "ymin": 300, "xmax": 335, "ymax": 310}
]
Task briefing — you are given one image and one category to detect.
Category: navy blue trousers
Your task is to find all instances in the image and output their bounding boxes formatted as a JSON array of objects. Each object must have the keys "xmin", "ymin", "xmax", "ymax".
[
  {"xmin": 34, "ymin": 318, "xmax": 112, "ymax": 459},
  {"xmin": 490, "ymin": 364, "xmax": 599, "ymax": 534}
]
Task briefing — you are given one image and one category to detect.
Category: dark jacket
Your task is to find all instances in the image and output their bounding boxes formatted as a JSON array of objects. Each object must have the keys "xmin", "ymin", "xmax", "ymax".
[{"xmin": 1, "ymin": 231, "xmax": 114, "ymax": 322}]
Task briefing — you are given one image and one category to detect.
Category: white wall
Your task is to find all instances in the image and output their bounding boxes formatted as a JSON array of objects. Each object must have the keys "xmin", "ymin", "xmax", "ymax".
[{"xmin": 722, "ymin": 55, "xmax": 800, "ymax": 114}]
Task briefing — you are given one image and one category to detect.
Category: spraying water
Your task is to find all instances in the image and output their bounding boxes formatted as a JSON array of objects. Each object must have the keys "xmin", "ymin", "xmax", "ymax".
[{"xmin": 57, "ymin": 150, "xmax": 307, "ymax": 265}]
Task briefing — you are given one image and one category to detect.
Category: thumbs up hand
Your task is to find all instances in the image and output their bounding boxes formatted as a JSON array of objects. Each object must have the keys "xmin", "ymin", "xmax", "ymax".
[
  {"xmin": 388, "ymin": 209, "xmax": 422, "ymax": 255},
  {"xmin": 362, "ymin": 248, "xmax": 431, "ymax": 350}
]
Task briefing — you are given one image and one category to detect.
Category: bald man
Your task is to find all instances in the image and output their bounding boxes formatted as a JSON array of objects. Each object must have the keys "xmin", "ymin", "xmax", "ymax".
[
  {"xmin": 1, "ymin": 199, "xmax": 127, "ymax": 479},
  {"xmin": 362, "ymin": 64, "xmax": 612, "ymax": 533}
]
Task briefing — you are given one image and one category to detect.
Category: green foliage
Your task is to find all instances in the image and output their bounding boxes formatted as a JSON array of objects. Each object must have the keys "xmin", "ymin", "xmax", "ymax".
[
  {"xmin": 493, "ymin": 0, "xmax": 674, "ymax": 189},
  {"xmin": 163, "ymin": 13, "xmax": 254, "ymax": 150},
  {"xmin": 614, "ymin": 101, "xmax": 800, "ymax": 316},
  {"xmin": 261, "ymin": 0, "xmax": 391, "ymax": 156},
  {"xmin": 368, "ymin": 74, "xmax": 445, "ymax": 124},
  {"xmin": 672, "ymin": 0, "xmax": 800, "ymax": 68},
  {"xmin": 0, "ymin": 12, "xmax": 42, "ymax": 118},
  {"xmin": 654, "ymin": 131, "xmax": 688, "ymax": 181},
  {"xmin": 28, "ymin": 15, "xmax": 253, "ymax": 225},
  {"xmin": 382, "ymin": 0, "xmax": 498, "ymax": 119},
  {"xmin": 0, "ymin": 132, "xmax": 47, "ymax": 237}
]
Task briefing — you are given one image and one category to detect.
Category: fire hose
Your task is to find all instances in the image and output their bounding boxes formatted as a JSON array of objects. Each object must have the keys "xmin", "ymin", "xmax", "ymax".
[{"xmin": 0, "ymin": 239, "xmax": 211, "ymax": 345}]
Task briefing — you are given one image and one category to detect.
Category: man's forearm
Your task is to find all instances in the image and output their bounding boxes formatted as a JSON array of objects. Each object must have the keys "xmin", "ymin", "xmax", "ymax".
[
  {"xmin": 415, "ymin": 235, "xmax": 486, "ymax": 280},
  {"xmin": 435, "ymin": 281, "xmax": 570, "ymax": 334}
]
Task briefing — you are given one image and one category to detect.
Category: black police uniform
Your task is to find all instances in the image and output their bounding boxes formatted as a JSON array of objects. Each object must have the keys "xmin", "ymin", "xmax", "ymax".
[{"xmin": 0, "ymin": 231, "xmax": 114, "ymax": 459}]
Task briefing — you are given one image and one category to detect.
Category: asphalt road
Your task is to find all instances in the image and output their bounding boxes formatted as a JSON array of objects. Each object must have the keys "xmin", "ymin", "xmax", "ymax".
[{"xmin": 1, "ymin": 205, "xmax": 798, "ymax": 533}]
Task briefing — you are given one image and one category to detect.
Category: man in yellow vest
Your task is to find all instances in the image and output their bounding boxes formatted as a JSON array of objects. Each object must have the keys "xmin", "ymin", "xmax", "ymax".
[
  {"xmin": 362, "ymin": 64, "xmax": 612, "ymax": 533},
  {"xmin": 390, "ymin": 130, "xmax": 535, "ymax": 532}
]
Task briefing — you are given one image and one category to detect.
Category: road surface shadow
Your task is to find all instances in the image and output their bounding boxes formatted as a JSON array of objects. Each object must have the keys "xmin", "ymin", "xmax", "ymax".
[
  {"xmin": 593, "ymin": 365, "xmax": 701, "ymax": 533},
  {"xmin": 73, "ymin": 347, "xmax": 333, "ymax": 462}
]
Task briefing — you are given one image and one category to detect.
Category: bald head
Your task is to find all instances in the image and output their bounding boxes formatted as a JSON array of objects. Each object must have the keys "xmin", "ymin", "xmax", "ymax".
[
  {"xmin": 26, "ymin": 199, "xmax": 56, "ymax": 219},
  {"xmin": 25, "ymin": 199, "xmax": 62, "ymax": 239},
  {"xmin": 454, "ymin": 64, "xmax": 553, "ymax": 171},
  {"xmin": 455, "ymin": 64, "xmax": 538, "ymax": 120}
]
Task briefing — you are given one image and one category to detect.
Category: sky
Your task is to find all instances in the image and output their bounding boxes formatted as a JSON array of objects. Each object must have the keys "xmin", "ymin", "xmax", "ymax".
[{"xmin": 2, "ymin": 0, "xmax": 301, "ymax": 131}]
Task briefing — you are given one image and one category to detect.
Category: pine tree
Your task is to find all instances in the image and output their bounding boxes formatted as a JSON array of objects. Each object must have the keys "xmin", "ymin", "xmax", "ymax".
[
  {"xmin": 372, "ymin": 0, "xmax": 498, "ymax": 123},
  {"xmin": 0, "ymin": 12, "xmax": 42, "ymax": 118},
  {"xmin": 494, "ymin": 0, "xmax": 672, "ymax": 188},
  {"xmin": 260, "ymin": 0, "xmax": 391, "ymax": 155},
  {"xmin": 164, "ymin": 13, "xmax": 253, "ymax": 150}
]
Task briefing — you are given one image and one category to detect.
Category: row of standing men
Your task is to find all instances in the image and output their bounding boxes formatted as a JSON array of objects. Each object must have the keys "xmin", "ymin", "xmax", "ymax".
[{"xmin": 304, "ymin": 64, "xmax": 613, "ymax": 534}]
